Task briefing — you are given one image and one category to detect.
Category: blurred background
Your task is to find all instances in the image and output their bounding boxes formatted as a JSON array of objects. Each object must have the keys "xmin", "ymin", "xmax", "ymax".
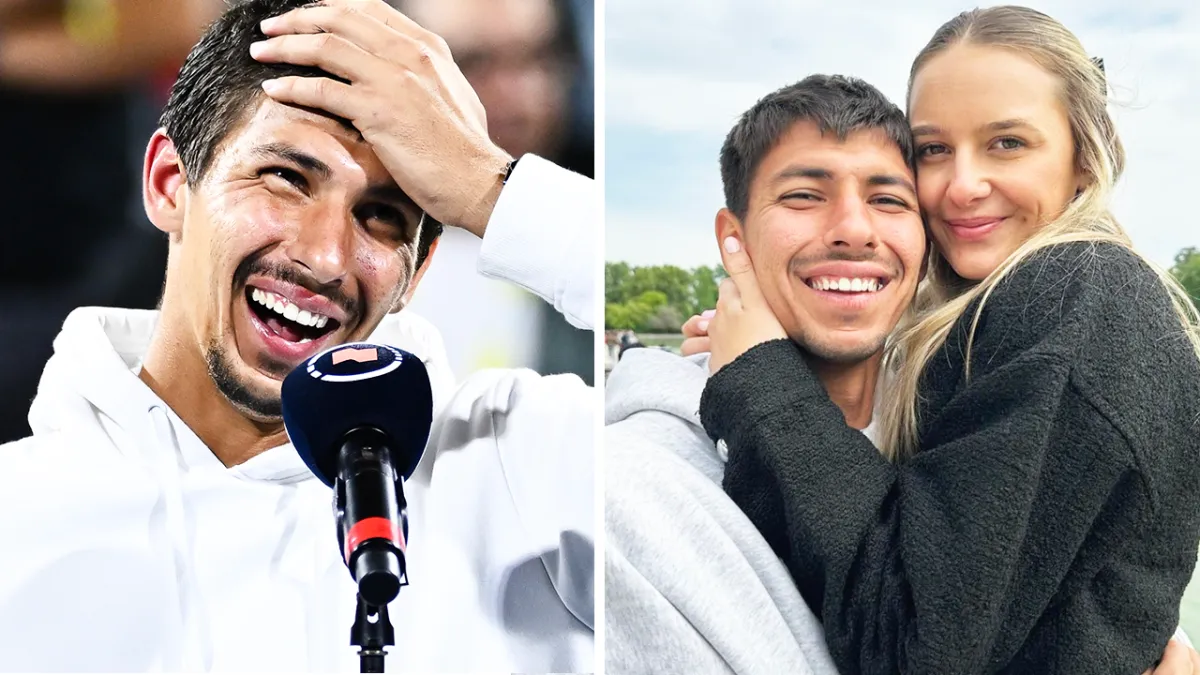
[
  {"xmin": 0, "ymin": 0, "xmax": 595, "ymax": 445},
  {"xmin": 605, "ymin": 0, "xmax": 1200, "ymax": 634},
  {"xmin": 399, "ymin": 0, "xmax": 596, "ymax": 387}
]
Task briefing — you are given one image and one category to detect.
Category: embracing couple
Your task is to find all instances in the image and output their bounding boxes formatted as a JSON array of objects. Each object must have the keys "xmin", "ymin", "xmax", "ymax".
[{"xmin": 605, "ymin": 5, "xmax": 1200, "ymax": 674}]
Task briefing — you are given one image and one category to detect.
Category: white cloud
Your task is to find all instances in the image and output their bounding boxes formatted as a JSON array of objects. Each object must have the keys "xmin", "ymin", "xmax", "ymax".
[{"xmin": 606, "ymin": 0, "xmax": 1200, "ymax": 270}]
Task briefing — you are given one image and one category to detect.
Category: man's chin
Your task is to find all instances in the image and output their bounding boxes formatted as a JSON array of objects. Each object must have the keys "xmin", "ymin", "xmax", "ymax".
[
  {"xmin": 220, "ymin": 373, "xmax": 284, "ymax": 420},
  {"xmin": 206, "ymin": 344, "xmax": 285, "ymax": 420},
  {"xmin": 797, "ymin": 329, "xmax": 888, "ymax": 366}
]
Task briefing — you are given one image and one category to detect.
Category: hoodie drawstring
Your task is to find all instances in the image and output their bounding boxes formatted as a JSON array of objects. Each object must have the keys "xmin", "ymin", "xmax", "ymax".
[{"xmin": 147, "ymin": 405, "xmax": 214, "ymax": 671}]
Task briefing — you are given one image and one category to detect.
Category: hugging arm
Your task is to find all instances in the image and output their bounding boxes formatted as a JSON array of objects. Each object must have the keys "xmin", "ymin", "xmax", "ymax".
[{"xmin": 703, "ymin": 249, "xmax": 1199, "ymax": 674}]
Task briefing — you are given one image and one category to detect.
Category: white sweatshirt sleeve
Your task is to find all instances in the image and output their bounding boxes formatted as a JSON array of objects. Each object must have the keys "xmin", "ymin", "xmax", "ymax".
[
  {"xmin": 477, "ymin": 154, "xmax": 596, "ymax": 330},
  {"xmin": 494, "ymin": 371, "xmax": 595, "ymax": 629},
  {"xmin": 436, "ymin": 155, "xmax": 596, "ymax": 632},
  {"xmin": 425, "ymin": 367, "xmax": 595, "ymax": 633}
]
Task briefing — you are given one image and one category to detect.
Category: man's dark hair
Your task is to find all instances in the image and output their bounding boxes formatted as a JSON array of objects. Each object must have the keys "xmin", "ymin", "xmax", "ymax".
[
  {"xmin": 719, "ymin": 74, "xmax": 915, "ymax": 221},
  {"xmin": 160, "ymin": 0, "xmax": 442, "ymax": 267}
]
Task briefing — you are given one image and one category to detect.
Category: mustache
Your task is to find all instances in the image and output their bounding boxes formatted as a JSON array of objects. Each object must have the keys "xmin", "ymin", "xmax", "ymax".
[
  {"xmin": 788, "ymin": 249, "xmax": 902, "ymax": 279},
  {"xmin": 233, "ymin": 254, "xmax": 362, "ymax": 323}
]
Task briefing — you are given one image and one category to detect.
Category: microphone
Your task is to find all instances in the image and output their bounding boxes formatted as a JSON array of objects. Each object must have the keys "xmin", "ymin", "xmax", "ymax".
[{"xmin": 281, "ymin": 342, "xmax": 433, "ymax": 607}]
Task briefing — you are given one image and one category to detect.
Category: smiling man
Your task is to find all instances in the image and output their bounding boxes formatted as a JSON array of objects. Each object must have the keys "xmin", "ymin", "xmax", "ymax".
[
  {"xmin": 0, "ymin": 0, "xmax": 594, "ymax": 672},
  {"xmin": 605, "ymin": 75, "xmax": 924, "ymax": 674},
  {"xmin": 141, "ymin": 43, "xmax": 439, "ymax": 465}
]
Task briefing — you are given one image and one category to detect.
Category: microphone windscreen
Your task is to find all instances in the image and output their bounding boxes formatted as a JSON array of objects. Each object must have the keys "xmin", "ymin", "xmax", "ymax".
[{"xmin": 281, "ymin": 342, "xmax": 433, "ymax": 487}]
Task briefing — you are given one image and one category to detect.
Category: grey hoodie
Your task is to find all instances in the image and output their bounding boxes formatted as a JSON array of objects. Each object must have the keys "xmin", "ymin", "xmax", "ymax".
[{"xmin": 604, "ymin": 347, "xmax": 839, "ymax": 674}]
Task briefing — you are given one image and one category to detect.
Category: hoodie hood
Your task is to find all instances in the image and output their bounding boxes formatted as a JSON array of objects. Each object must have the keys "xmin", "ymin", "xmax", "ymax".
[
  {"xmin": 605, "ymin": 347, "xmax": 730, "ymax": 484},
  {"xmin": 605, "ymin": 347, "xmax": 710, "ymax": 427},
  {"xmin": 26, "ymin": 306, "xmax": 456, "ymax": 483},
  {"xmin": 606, "ymin": 346, "xmax": 880, "ymax": 467}
]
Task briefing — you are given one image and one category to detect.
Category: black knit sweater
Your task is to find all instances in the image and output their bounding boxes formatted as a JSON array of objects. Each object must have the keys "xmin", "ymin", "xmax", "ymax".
[{"xmin": 701, "ymin": 242, "xmax": 1200, "ymax": 674}]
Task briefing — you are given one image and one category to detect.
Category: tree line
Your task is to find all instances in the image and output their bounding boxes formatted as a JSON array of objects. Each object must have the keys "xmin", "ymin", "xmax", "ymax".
[
  {"xmin": 606, "ymin": 247, "xmax": 1200, "ymax": 333},
  {"xmin": 1173, "ymin": 247, "xmax": 1200, "ymax": 310},
  {"xmin": 605, "ymin": 262, "xmax": 727, "ymax": 332}
]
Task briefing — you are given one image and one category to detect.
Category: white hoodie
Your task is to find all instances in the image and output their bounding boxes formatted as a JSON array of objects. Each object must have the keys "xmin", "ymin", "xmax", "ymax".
[{"xmin": 0, "ymin": 155, "xmax": 596, "ymax": 673}]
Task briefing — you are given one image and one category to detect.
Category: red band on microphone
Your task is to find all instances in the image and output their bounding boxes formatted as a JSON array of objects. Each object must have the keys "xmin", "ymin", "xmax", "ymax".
[{"xmin": 344, "ymin": 517, "xmax": 405, "ymax": 563}]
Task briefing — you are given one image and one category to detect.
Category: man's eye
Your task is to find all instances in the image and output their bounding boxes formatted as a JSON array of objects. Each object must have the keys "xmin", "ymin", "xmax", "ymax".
[
  {"xmin": 872, "ymin": 196, "xmax": 910, "ymax": 208},
  {"xmin": 261, "ymin": 167, "xmax": 307, "ymax": 190},
  {"xmin": 364, "ymin": 204, "xmax": 407, "ymax": 227},
  {"xmin": 782, "ymin": 192, "xmax": 821, "ymax": 201},
  {"xmin": 359, "ymin": 204, "xmax": 415, "ymax": 243}
]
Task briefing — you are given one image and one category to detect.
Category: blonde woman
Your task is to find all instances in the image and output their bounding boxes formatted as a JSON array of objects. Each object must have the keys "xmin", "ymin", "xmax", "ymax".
[{"xmin": 689, "ymin": 6, "xmax": 1200, "ymax": 673}]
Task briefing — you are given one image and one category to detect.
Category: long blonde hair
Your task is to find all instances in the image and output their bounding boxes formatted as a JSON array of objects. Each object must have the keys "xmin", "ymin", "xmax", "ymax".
[{"xmin": 875, "ymin": 5, "xmax": 1200, "ymax": 460}]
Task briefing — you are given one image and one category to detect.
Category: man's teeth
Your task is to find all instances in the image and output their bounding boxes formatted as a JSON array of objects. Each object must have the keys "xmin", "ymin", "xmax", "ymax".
[
  {"xmin": 250, "ymin": 288, "xmax": 331, "ymax": 328},
  {"xmin": 807, "ymin": 277, "xmax": 884, "ymax": 292}
]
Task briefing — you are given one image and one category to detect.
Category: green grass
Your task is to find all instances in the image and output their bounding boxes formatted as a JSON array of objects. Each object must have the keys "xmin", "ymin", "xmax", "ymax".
[{"xmin": 640, "ymin": 333, "xmax": 684, "ymax": 352}]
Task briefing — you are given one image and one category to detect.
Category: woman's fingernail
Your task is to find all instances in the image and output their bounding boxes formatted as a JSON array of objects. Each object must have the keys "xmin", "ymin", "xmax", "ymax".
[
  {"xmin": 724, "ymin": 236, "xmax": 740, "ymax": 254},
  {"xmin": 261, "ymin": 79, "xmax": 281, "ymax": 94},
  {"xmin": 698, "ymin": 320, "xmax": 710, "ymax": 332},
  {"xmin": 701, "ymin": 309, "xmax": 716, "ymax": 319},
  {"xmin": 249, "ymin": 41, "xmax": 268, "ymax": 58},
  {"xmin": 260, "ymin": 17, "xmax": 278, "ymax": 31}
]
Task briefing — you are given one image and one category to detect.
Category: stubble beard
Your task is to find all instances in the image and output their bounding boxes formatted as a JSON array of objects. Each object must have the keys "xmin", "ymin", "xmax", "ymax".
[{"xmin": 204, "ymin": 337, "xmax": 284, "ymax": 420}]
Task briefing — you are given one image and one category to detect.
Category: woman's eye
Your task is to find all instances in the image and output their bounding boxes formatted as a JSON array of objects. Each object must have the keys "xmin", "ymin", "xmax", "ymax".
[
  {"xmin": 993, "ymin": 136, "xmax": 1026, "ymax": 151},
  {"xmin": 917, "ymin": 143, "xmax": 948, "ymax": 158}
]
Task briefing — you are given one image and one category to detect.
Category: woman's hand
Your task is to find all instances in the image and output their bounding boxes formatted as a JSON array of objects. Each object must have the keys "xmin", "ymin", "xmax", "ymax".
[
  {"xmin": 1144, "ymin": 638, "xmax": 1200, "ymax": 675},
  {"xmin": 705, "ymin": 236, "xmax": 787, "ymax": 374},
  {"xmin": 680, "ymin": 310, "xmax": 713, "ymax": 356}
]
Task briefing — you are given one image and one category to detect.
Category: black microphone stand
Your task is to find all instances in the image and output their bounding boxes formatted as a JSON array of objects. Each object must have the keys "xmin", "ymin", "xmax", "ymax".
[
  {"xmin": 337, "ymin": 430, "xmax": 410, "ymax": 674},
  {"xmin": 351, "ymin": 593, "xmax": 395, "ymax": 673}
]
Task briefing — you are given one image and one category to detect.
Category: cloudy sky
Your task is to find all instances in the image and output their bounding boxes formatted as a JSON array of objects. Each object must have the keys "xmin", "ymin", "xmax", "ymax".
[{"xmin": 605, "ymin": 0, "xmax": 1200, "ymax": 270}]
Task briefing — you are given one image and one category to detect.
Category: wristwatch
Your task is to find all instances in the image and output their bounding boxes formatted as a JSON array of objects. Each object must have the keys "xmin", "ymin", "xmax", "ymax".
[{"xmin": 502, "ymin": 156, "xmax": 520, "ymax": 185}]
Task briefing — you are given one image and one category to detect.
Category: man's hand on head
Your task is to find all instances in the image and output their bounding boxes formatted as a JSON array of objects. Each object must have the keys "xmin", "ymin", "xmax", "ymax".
[
  {"xmin": 251, "ymin": 0, "xmax": 512, "ymax": 239},
  {"xmin": 706, "ymin": 236, "xmax": 788, "ymax": 374}
]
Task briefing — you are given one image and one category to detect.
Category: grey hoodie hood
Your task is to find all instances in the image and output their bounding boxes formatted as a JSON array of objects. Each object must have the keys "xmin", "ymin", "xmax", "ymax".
[
  {"xmin": 606, "ymin": 348, "xmax": 726, "ymax": 482},
  {"xmin": 604, "ymin": 347, "xmax": 839, "ymax": 674}
]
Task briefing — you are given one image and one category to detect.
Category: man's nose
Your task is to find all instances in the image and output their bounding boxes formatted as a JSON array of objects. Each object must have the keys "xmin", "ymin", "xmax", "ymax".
[
  {"xmin": 284, "ymin": 203, "xmax": 354, "ymax": 286},
  {"xmin": 823, "ymin": 193, "xmax": 879, "ymax": 252}
]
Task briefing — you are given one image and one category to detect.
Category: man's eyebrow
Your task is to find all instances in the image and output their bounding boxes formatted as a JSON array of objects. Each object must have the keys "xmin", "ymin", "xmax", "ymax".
[
  {"xmin": 868, "ymin": 174, "xmax": 917, "ymax": 197},
  {"xmin": 911, "ymin": 118, "xmax": 1038, "ymax": 138},
  {"xmin": 251, "ymin": 142, "xmax": 332, "ymax": 181},
  {"xmin": 250, "ymin": 143, "xmax": 419, "ymax": 210},
  {"xmin": 770, "ymin": 165, "xmax": 834, "ymax": 186},
  {"xmin": 364, "ymin": 184, "xmax": 420, "ymax": 212},
  {"xmin": 771, "ymin": 164, "xmax": 915, "ymax": 197}
]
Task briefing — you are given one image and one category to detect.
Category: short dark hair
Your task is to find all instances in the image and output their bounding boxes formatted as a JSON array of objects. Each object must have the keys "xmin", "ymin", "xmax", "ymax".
[
  {"xmin": 160, "ymin": 0, "xmax": 442, "ymax": 267},
  {"xmin": 719, "ymin": 74, "xmax": 915, "ymax": 220}
]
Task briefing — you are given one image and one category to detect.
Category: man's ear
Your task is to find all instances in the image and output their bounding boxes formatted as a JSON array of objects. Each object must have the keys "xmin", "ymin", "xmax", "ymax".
[
  {"xmin": 143, "ymin": 129, "xmax": 188, "ymax": 238},
  {"xmin": 391, "ymin": 237, "xmax": 440, "ymax": 314},
  {"xmin": 714, "ymin": 208, "xmax": 745, "ymax": 267}
]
